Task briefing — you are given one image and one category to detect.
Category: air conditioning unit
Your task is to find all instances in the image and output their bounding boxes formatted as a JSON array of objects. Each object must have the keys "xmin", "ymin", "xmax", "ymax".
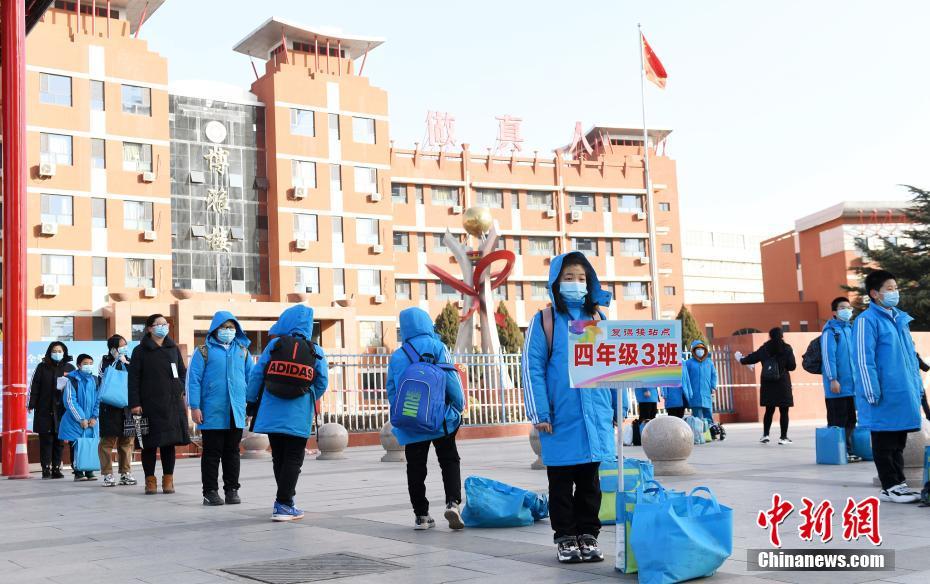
[
  {"xmin": 569, "ymin": 210, "xmax": 582, "ymax": 222},
  {"xmin": 294, "ymin": 239, "xmax": 310, "ymax": 250},
  {"xmin": 42, "ymin": 283, "xmax": 60, "ymax": 297},
  {"xmin": 545, "ymin": 209, "xmax": 557, "ymax": 218},
  {"xmin": 638, "ymin": 256, "xmax": 650, "ymax": 265},
  {"xmin": 143, "ymin": 287, "xmax": 158, "ymax": 298},
  {"xmin": 40, "ymin": 222, "xmax": 58, "ymax": 236},
  {"xmin": 640, "ymin": 299, "xmax": 652, "ymax": 308},
  {"xmin": 141, "ymin": 171, "xmax": 156, "ymax": 183},
  {"xmin": 451, "ymin": 205, "xmax": 463, "ymax": 214},
  {"xmin": 305, "ymin": 285, "xmax": 318, "ymax": 294},
  {"xmin": 374, "ymin": 294, "xmax": 386, "ymax": 304},
  {"xmin": 293, "ymin": 187, "xmax": 308, "ymax": 200},
  {"xmin": 143, "ymin": 230, "xmax": 157, "ymax": 242},
  {"xmin": 371, "ymin": 244, "xmax": 384, "ymax": 254},
  {"xmin": 369, "ymin": 192, "xmax": 382, "ymax": 203},
  {"xmin": 39, "ymin": 162, "xmax": 56, "ymax": 178},
  {"xmin": 635, "ymin": 211, "xmax": 647, "ymax": 220}
]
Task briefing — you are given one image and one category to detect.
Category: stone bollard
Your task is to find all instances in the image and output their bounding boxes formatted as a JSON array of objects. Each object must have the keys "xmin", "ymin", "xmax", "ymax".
[
  {"xmin": 529, "ymin": 426, "xmax": 545, "ymax": 470},
  {"xmin": 873, "ymin": 419, "xmax": 930, "ymax": 487},
  {"xmin": 380, "ymin": 421, "xmax": 406, "ymax": 463},
  {"xmin": 641, "ymin": 415, "xmax": 696, "ymax": 476},
  {"xmin": 316, "ymin": 423, "xmax": 349, "ymax": 460},
  {"xmin": 240, "ymin": 430, "xmax": 271, "ymax": 459}
]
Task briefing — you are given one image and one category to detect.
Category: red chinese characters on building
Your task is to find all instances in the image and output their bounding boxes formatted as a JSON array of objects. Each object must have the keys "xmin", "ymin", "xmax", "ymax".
[
  {"xmin": 842, "ymin": 496, "xmax": 881, "ymax": 545},
  {"xmin": 574, "ymin": 344, "xmax": 594, "ymax": 367},
  {"xmin": 757, "ymin": 494, "xmax": 795, "ymax": 548},
  {"xmin": 798, "ymin": 498, "xmax": 834, "ymax": 543}
]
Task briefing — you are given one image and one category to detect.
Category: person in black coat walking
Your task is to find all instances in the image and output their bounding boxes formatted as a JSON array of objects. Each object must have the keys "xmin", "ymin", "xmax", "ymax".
[
  {"xmin": 28, "ymin": 342, "xmax": 74, "ymax": 479},
  {"xmin": 98, "ymin": 335, "xmax": 137, "ymax": 488},
  {"xmin": 735, "ymin": 328, "xmax": 797, "ymax": 445},
  {"xmin": 129, "ymin": 314, "xmax": 190, "ymax": 495}
]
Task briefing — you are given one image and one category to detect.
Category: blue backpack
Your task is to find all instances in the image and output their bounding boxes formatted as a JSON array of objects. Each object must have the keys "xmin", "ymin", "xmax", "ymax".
[{"xmin": 390, "ymin": 343, "xmax": 456, "ymax": 434}]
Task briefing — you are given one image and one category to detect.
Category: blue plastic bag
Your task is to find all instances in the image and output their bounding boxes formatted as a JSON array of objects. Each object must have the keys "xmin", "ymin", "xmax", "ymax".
[
  {"xmin": 461, "ymin": 476, "xmax": 548, "ymax": 527},
  {"xmin": 599, "ymin": 457, "xmax": 654, "ymax": 525},
  {"xmin": 617, "ymin": 480, "xmax": 685, "ymax": 573},
  {"xmin": 98, "ymin": 361, "xmax": 129, "ymax": 408},
  {"xmin": 683, "ymin": 415, "xmax": 706, "ymax": 444},
  {"xmin": 816, "ymin": 426, "xmax": 847, "ymax": 465},
  {"xmin": 851, "ymin": 427, "xmax": 873, "ymax": 461},
  {"xmin": 73, "ymin": 427, "xmax": 100, "ymax": 472},
  {"xmin": 631, "ymin": 486, "xmax": 733, "ymax": 584}
]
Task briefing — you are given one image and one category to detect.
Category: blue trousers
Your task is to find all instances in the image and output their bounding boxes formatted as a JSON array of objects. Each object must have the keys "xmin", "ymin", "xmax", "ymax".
[{"xmin": 691, "ymin": 406, "xmax": 713, "ymax": 422}]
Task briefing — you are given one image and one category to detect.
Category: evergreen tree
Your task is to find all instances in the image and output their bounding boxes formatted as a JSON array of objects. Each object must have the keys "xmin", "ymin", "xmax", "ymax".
[
  {"xmin": 434, "ymin": 302, "xmax": 460, "ymax": 349},
  {"xmin": 677, "ymin": 305, "xmax": 704, "ymax": 348},
  {"xmin": 847, "ymin": 186, "xmax": 930, "ymax": 330},
  {"xmin": 496, "ymin": 302, "xmax": 524, "ymax": 354}
]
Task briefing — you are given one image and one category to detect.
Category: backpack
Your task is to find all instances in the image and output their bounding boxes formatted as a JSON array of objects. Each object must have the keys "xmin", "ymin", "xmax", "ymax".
[
  {"xmin": 198, "ymin": 344, "xmax": 249, "ymax": 365},
  {"xmin": 760, "ymin": 351, "xmax": 783, "ymax": 382},
  {"xmin": 391, "ymin": 342, "xmax": 457, "ymax": 434},
  {"xmin": 538, "ymin": 306, "xmax": 606, "ymax": 360},
  {"xmin": 801, "ymin": 331, "xmax": 839, "ymax": 375},
  {"xmin": 263, "ymin": 335, "xmax": 318, "ymax": 399},
  {"xmin": 709, "ymin": 423, "xmax": 727, "ymax": 441}
]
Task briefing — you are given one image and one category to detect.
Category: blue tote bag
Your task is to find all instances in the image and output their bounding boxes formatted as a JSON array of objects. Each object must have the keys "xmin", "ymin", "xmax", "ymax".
[
  {"xmin": 98, "ymin": 361, "xmax": 129, "ymax": 408},
  {"xmin": 73, "ymin": 426, "xmax": 101, "ymax": 472},
  {"xmin": 599, "ymin": 457, "xmax": 654, "ymax": 525},
  {"xmin": 630, "ymin": 486, "xmax": 733, "ymax": 584},
  {"xmin": 461, "ymin": 476, "xmax": 549, "ymax": 527},
  {"xmin": 618, "ymin": 479, "xmax": 684, "ymax": 574}
]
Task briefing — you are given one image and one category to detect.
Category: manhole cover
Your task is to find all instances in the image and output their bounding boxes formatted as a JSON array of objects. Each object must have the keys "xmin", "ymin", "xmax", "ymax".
[{"xmin": 222, "ymin": 553, "xmax": 405, "ymax": 583}]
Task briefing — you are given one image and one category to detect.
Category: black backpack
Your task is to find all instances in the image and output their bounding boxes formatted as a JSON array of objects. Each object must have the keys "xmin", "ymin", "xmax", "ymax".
[
  {"xmin": 760, "ymin": 351, "xmax": 782, "ymax": 382},
  {"xmin": 263, "ymin": 335, "xmax": 318, "ymax": 399},
  {"xmin": 802, "ymin": 332, "xmax": 839, "ymax": 375}
]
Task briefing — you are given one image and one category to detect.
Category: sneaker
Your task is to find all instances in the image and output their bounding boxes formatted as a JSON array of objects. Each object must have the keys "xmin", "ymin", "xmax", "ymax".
[
  {"xmin": 85, "ymin": 472, "xmax": 97, "ymax": 481},
  {"xmin": 578, "ymin": 534, "xmax": 604, "ymax": 562},
  {"xmin": 556, "ymin": 536, "xmax": 583, "ymax": 564},
  {"xmin": 414, "ymin": 515, "xmax": 436, "ymax": 530},
  {"xmin": 119, "ymin": 473, "xmax": 137, "ymax": 486},
  {"xmin": 897, "ymin": 483, "xmax": 920, "ymax": 496},
  {"xmin": 73, "ymin": 471, "xmax": 86, "ymax": 482},
  {"xmin": 42, "ymin": 467, "xmax": 51, "ymax": 480},
  {"xmin": 271, "ymin": 501, "xmax": 305, "ymax": 522},
  {"xmin": 778, "ymin": 437, "xmax": 793, "ymax": 445},
  {"xmin": 102, "ymin": 474, "xmax": 117, "ymax": 487},
  {"xmin": 847, "ymin": 453, "xmax": 863, "ymax": 463},
  {"xmin": 759, "ymin": 435, "xmax": 770, "ymax": 444},
  {"xmin": 879, "ymin": 484, "xmax": 920, "ymax": 504},
  {"xmin": 225, "ymin": 489, "xmax": 241, "ymax": 505},
  {"xmin": 203, "ymin": 491, "xmax": 225, "ymax": 506},
  {"xmin": 51, "ymin": 467, "xmax": 64, "ymax": 479},
  {"xmin": 444, "ymin": 503, "xmax": 465, "ymax": 530}
]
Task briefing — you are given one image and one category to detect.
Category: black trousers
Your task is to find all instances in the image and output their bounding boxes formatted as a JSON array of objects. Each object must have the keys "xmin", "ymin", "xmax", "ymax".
[
  {"xmin": 547, "ymin": 462, "xmax": 601, "ymax": 541},
  {"xmin": 638, "ymin": 402, "xmax": 658, "ymax": 422},
  {"xmin": 38, "ymin": 432, "xmax": 63, "ymax": 469},
  {"xmin": 871, "ymin": 431, "xmax": 908, "ymax": 490},
  {"xmin": 922, "ymin": 391, "xmax": 930, "ymax": 421},
  {"xmin": 666, "ymin": 407, "xmax": 686, "ymax": 419},
  {"xmin": 763, "ymin": 406, "xmax": 790, "ymax": 439},
  {"xmin": 141, "ymin": 445, "xmax": 176, "ymax": 477},
  {"xmin": 268, "ymin": 433, "xmax": 307, "ymax": 506},
  {"xmin": 825, "ymin": 396, "xmax": 857, "ymax": 451},
  {"xmin": 404, "ymin": 429, "xmax": 462, "ymax": 516},
  {"xmin": 201, "ymin": 428, "xmax": 243, "ymax": 494}
]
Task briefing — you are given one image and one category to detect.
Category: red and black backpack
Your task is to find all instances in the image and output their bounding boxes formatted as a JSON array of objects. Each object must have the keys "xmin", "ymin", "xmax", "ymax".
[{"xmin": 263, "ymin": 335, "xmax": 318, "ymax": 399}]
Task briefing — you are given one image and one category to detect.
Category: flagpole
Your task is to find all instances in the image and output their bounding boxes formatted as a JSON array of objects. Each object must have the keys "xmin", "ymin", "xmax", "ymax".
[{"xmin": 638, "ymin": 23, "xmax": 661, "ymax": 321}]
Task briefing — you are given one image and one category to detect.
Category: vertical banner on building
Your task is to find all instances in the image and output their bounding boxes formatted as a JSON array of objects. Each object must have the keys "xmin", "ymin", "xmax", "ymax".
[{"xmin": 567, "ymin": 319, "xmax": 682, "ymax": 573}]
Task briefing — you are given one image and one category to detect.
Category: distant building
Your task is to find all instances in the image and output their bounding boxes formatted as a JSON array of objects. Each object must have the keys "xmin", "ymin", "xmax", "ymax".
[{"xmin": 682, "ymin": 230, "xmax": 763, "ymax": 304}]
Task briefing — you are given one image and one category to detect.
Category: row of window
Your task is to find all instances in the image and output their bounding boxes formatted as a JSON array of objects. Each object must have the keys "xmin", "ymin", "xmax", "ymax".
[
  {"xmin": 291, "ymin": 215, "xmax": 378, "ymax": 245},
  {"xmin": 289, "ymin": 108, "xmax": 376, "ymax": 144},
  {"xmin": 389, "ymin": 232, "xmax": 674, "ymax": 256},
  {"xmin": 39, "ymin": 73, "xmax": 151, "ymax": 116},
  {"xmin": 40, "ymin": 132, "xmax": 153, "ymax": 172},
  {"xmin": 293, "ymin": 267, "xmax": 381, "ymax": 296},
  {"xmin": 391, "ymin": 280, "xmax": 676, "ymax": 301},
  {"xmin": 290, "ymin": 160, "xmax": 376, "ymax": 192},
  {"xmin": 39, "ymin": 194, "xmax": 153, "ymax": 231},
  {"xmin": 41, "ymin": 255, "xmax": 154, "ymax": 288}
]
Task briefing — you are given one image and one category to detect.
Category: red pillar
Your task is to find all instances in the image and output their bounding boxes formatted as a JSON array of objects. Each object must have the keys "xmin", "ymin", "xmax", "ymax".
[{"xmin": 2, "ymin": 0, "xmax": 29, "ymax": 475}]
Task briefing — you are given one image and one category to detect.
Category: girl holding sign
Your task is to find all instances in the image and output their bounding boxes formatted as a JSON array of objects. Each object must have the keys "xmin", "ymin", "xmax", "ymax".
[{"xmin": 522, "ymin": 252, "xmax": 615, "ymax": 565}]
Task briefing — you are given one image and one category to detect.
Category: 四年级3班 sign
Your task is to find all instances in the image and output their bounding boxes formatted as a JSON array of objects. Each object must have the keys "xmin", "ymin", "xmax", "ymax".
[{"xmin": 567, "ymin": 320, "xmax": 683, "ymax": 388}]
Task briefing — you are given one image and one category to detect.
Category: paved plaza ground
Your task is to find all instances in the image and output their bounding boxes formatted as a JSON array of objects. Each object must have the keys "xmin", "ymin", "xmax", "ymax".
[{"xmin": 1, "ymin": 421, "xmax": 929, "ymax": 584}]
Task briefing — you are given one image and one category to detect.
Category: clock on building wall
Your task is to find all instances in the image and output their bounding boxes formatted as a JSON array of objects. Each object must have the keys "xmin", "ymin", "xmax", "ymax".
[{"xmin": 204, "ymin": 120, "xmax": 228, "ymax": 144}]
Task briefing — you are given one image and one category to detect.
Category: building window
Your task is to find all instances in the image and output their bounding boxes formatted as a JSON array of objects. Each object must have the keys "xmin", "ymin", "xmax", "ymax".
[
  {"xmin": 602, "ymin": 194, "xmax": 612, "ymax": 212},
  {"xmin": 527, "ymin": 191, "xmax": 553, "ymax": 210},
  {"xmin": 781, "ymin": 321, "xmax": 791, "ymax": 333},
  {"xmin": 605, "ymin": 239, "xmax": 614, "ymax": 257},
  {"xmin": 122, "ymin": 142, "xmax": 152, "ymax": 172},
  {"xmin": 40, "ymin": 194, "xmax": 73, "ymax": 225},
  {"xmin": 528, "ymin": 237, "xmax": 555, "ymax": 256},
  {"xmin": 393, "ymin": 232, "xmax": 409, "ymax": 252},
  {"xmin": 91, "ymin": 198, "xmax": 106, "ymax": 228},
  {"xmin": 619, "ymin": 195, "xmax": 643, "ymax": 212},
  {"xmin": 121, "ymin": 84, "xmax": 151, "ymax": 116},
  {"xmin": 356, "ymin": 218, "xmax": 380, "ymax": 245},
  {"xmin": 659, "ymin": 202, "xmax": 671, "ymax": 212},
  {"xmin": 531, "ymin": 282, "xmax": 548, "ymax": 300},
  {"xmin": 358, "ymin": 269, "xmax": 382, "ymax": 295},
  {"xmin": 41, "ymin": 254, "xmax": 74, "ymax": 285},
  {"xmin": 40, "ymin": 133, "xmax": 73, "ymax": 166},
  {"xmin": 354, "ymin": 166, "xmax": 377, "ymax": 194},
  {"xmin": 437, "ymin": 281, "xmax": 460, "ymax": 300},
  {"xmin": 330, "ymin": 164, "xmax": 342, "ymax": 191},
  {"xmin": 332, "ymin": 216, "xmax": 344, "ymax": 243},
  {"xmin": 294, "ymin": 214, "xmax": 318, "ymax": 241},
  {"xmin": 290, "ymin": 108, "xmax": 315, "ymax": 136},
  {"xmin": 515, "ymin": 283, "xmax": 524, "ymax": 300},
  {"xmin": 416, "ymin": 233, "xmax": 426, "ymax": 253},
  {"xmin": 395, "ymin": 280, "xmax": 411, "ymax": 300},
  {"xmin": 124, "ymin": 201, "xmax": 154, "ymax": 231},
  {"xmin": 295, "ymin": 267, "xmax": 320, "ymax": 293},
  {"xmin": 705, "ymin": 324, "xmax": 714, "ymax": 341},
  {"xmin": 513, "ymin": 237, "xmax": 522, "ymax": 255},
  {"xmin": 623, "ymin": 282, "xmax": 647, "ymax": 300},
  {"xmin": 333, "ymin": 268, "xmax": 345, "ymax": 298},
  {"xmin": 661, "ymin": 243, "xmax": 674, "ymax": 253},
  {"xmin": 431, "ymin": 186, "xmax": 458, "ymax": 206},
  {"xmin": 391, "ymin": 184, "xmax": 407, "ymax": 203},
  {"xmin": 40, "ymin": 73, "xmax": 71, "ymax": 106},
  {"xmin": 418, "ymin": 281, "xmax": 429, "ymax": 300},
  {"xmin": 90, "ymin": 80, "xmax": 105, "ymax": 111},
  {"xmin": 125, "ymin": 258, "xmax": 154, "ymax": 288},
  {"xmin": 800, "ymin": 321, "xmax": 809, "ymax": 333},
  {"xmin": 414, "ymin": 185, "xmax": 424, "ymax": 204},
  {"xmin": 664, "ymin": 286, "xmax": 676, "ymax": 296},
  {"xmin": 476, "ymin": 189, "xmax": 503, "ymax": 208},
  {"xmin": 352, "ymin": 117, "xmax": 376, "ymax": 144},
  {"xmin": 92, "ymin": 257, "xmax": 107, "ymax": 287},
  {"xmin": 291, "ymin": 160, "xmax": 316, "ymax": 188},
  {"xmin": 433, "ymin": 233, "xmax": 450, "ymax": 253},
  {"xmin": 493, "ymin": 285, "xmax": 508, "ymax": 301},
  {"xmin": 620, "ymin": 238, "xmax": 646, "ymax": 257},
  {"xmin": 510, "ymin": 192, "xmax": 520, "ymax": 209},
  {"xmin": 41, "ymin": 316, "xmax": 74, "ymax": 341},
  {"xmin": 569, "ymin": 193, "xmax": 595, "ymax": 211},
  {"xmin": 572, "ymin": 237, "xmax": 597, "ymax": 256},
  {"xmin": 91, "ymin": 138, "xmax": 106, "ymax": 169},
  {"xmin": 359, "ymin": 321, "xmax": 383, "ymax": 348}
]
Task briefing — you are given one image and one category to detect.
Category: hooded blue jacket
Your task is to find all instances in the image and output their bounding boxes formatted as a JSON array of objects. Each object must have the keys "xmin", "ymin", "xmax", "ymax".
[
  {"xmin": 386, "ymin": 307, "xmax": 465, "ymax": 446},
  {"xmin": 58, "ymin": 370, "xmax": 100, "ymax": 441},
  {"xmin": 663, "ymin": 364, "xmax": 693, "ymax": 409},
  {"xmin": 246, "ymin": 305, "xmax": 328, "ymax": 438},
  {"xmin": 683, "ymin": 340, "xmax": 717, "ymax": 410},
  {"xmin": 522, "ymin": 252, "xmax": 617, "ymax": 467},
  {"xmin": 187, "ymin": 311, "xmax": 253, "ymax": 430},
  {"xmin": 634, "ymin": 387, "xmax": 658, "ymax": 404},
  {"xmin": 821, "ymin": 317, "xmax": 855, "ymax": 399},
  {"xmin": 853, "ymin": 303, "xmax": 923, "ymax": 432}
]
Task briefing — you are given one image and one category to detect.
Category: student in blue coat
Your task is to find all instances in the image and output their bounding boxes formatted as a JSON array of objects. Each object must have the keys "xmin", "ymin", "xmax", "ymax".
[
  {"xmin": 684, "ymin": 340, "xmax": 718, "ymax": 424},
  {"xmin": 59, "ymin": 354, "xmax": 100, "ymax": 481},
  {"xmin": 386, "ymin": 307, "xmax": 465, "ymax": 531},
  {"xmin": 663, "ymin": 365, "xmax": 693, "ymax": 419},
  {"xmin": 853, "ymin": 270, "xmax": 923, "ymax": 504},
  {"xmin": 522, "ymin": 251, "xmax": 614, "ymax": 565},
  {"xmin": 188, "ymin": 311, "xmax": 253, "ymax": 507},
  {"xmin": 821, "ymin": 297, "xmax": 860, "ymax": 463},
  {"xmin": 247, "ymin": 305, "xmax": 328, "ymax": 521},
  {"xmin": 634, "ymin": 387, "xmax": 659, "ymax": 423}
]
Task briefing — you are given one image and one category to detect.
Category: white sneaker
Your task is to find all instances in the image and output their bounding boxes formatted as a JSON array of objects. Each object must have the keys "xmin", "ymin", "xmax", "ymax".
[
  {"xmin": 444, "ymin": 503, "xmax": 465, "ymax": 530},
  {"xmin": 102, "ymin": 474, "xmax": 117, "ymax": 487},
  {"xmin": 119, "ymin": 472, "xmax": 137, "ymax": 486},
  {"xmin": 879, "ymin": 485, "xmax": 920, "ymax": 503},
  {"xmin": 896, "ymin": 483, "xmax": 920, "ymax": 496},
  {"xmin": 414, "ymin": 515, "xmax": 435, "ymax": 530},
  {"xmin": 759, "ymin": 435, "xmax": 770, "ymax": 444},
  {"xmin": 778, "ymin": 437, "xmax": 793, "ymax": 445}
]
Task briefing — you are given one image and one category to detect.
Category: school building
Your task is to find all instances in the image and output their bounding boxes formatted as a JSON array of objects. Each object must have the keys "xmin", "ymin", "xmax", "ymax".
[{"xmin": 6, "ymin": 3, "xmax": 684, "ymax": 354}]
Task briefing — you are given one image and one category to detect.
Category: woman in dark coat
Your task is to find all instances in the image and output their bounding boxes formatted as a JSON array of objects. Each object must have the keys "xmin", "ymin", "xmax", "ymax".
[
  {"xmin": 736, "ymin": 327, "xmax": 797, "ymax": 445},
  {"xmin": 28, "ymin": 342, "xmax": 74, "ymax": 478},
  {"xmin": 99, "ymin": 335, "xmax": 137, "ymax": 487},
  {"xmin": 129, "ymin": 314, "xmax": 190, "ymax": 495}
]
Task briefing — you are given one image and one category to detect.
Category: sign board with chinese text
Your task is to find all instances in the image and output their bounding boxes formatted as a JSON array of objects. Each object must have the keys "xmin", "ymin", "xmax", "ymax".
[{"xmin": 567, "ymin": 320, "xmax": 682, "ymax": 388}]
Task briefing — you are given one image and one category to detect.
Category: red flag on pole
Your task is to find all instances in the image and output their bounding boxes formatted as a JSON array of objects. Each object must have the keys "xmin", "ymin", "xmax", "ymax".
[
  {"xmin": 280, "ymin": 27, "xmax": 289, "ymax": 65},
  {"xmin": 641, "ymin": 33, "xmax": 667, "ymax": 89}
]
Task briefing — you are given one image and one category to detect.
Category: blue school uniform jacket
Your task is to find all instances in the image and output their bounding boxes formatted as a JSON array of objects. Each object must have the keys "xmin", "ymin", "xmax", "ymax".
[
  {"xmin": 821, "ymin": 318, "xmax": 855, "ymax": 399},
  {"xmin": 187, "ymin": 311, "xmax": 253, "ymax": 430},
  {"xmin": 684, "ymin": 340, "xmax": 717, "ymax": 410},
  {"xmin": 58, "ymin": 370, "xmax": 100, "ymax": 441},
  {"xmin": 634, "ymin": 387, "xmax": 659, "ymax": 404},
  {"xmin": 663, "ymin": 364, "xmax": 693, "ymax": 408}
]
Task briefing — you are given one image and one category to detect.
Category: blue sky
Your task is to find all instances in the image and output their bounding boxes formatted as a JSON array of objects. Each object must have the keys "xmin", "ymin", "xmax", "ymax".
[{"xmin": 144, "ymin": 0, "xmax": 930, "ymax": 236}]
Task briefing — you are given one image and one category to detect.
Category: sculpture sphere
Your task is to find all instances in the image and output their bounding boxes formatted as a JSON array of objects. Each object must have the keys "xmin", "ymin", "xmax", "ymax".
[{"xmin": 463, "ymin": 206, "xmax": 493, "ymax": 237}]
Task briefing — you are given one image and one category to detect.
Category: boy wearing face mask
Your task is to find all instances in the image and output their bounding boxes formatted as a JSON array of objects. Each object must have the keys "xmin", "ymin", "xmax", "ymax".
[
  {"xmin": 187, "ymin": 311, "xmax": 253, "ymax": 506},
  {"xmin": 853, "ymin": 270, "xmax": 924, "ymax": 503},
  {"xmin": 98, "ymin": 335, "xmax": 137, "ymax": 487},
  {"xmin": 822, "ymin": 297, "xmax": 860, "ymax": 463},
  {"xmin": 684, "ymin": 340, "xmax": 717, "ymax": 424},
  {"xmin": 59, "ymin": 355, "xmax": 100, "ymax": 481},
  {"xmin": 29, "ymin": 342, "xmax": 75, "ymax": 479}
]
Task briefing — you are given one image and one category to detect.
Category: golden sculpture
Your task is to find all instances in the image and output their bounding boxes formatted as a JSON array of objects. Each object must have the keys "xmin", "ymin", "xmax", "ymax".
[{"xmin": 462, "ymin": 206, "xmax": 493, "ymax": 237}]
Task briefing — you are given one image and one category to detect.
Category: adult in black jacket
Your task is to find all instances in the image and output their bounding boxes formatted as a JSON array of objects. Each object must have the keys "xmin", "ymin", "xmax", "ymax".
[
  {"xmin": 736, "ymin": 328, "xmax": 797, "ymax": 445},
  {"xmin": 129, "ymin": 314, "xmax": 190, "ymax": 495},
  {"xmin": 918, "ymin": 353, "xmax": 930, "ymax": 421},
  {"xmin": 98, "ymin": 335, "xmax": 137, "ymax": 487},
  {"xmin": 28, "ymin": 342, "xmax": 74, "ymax": 479}
]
